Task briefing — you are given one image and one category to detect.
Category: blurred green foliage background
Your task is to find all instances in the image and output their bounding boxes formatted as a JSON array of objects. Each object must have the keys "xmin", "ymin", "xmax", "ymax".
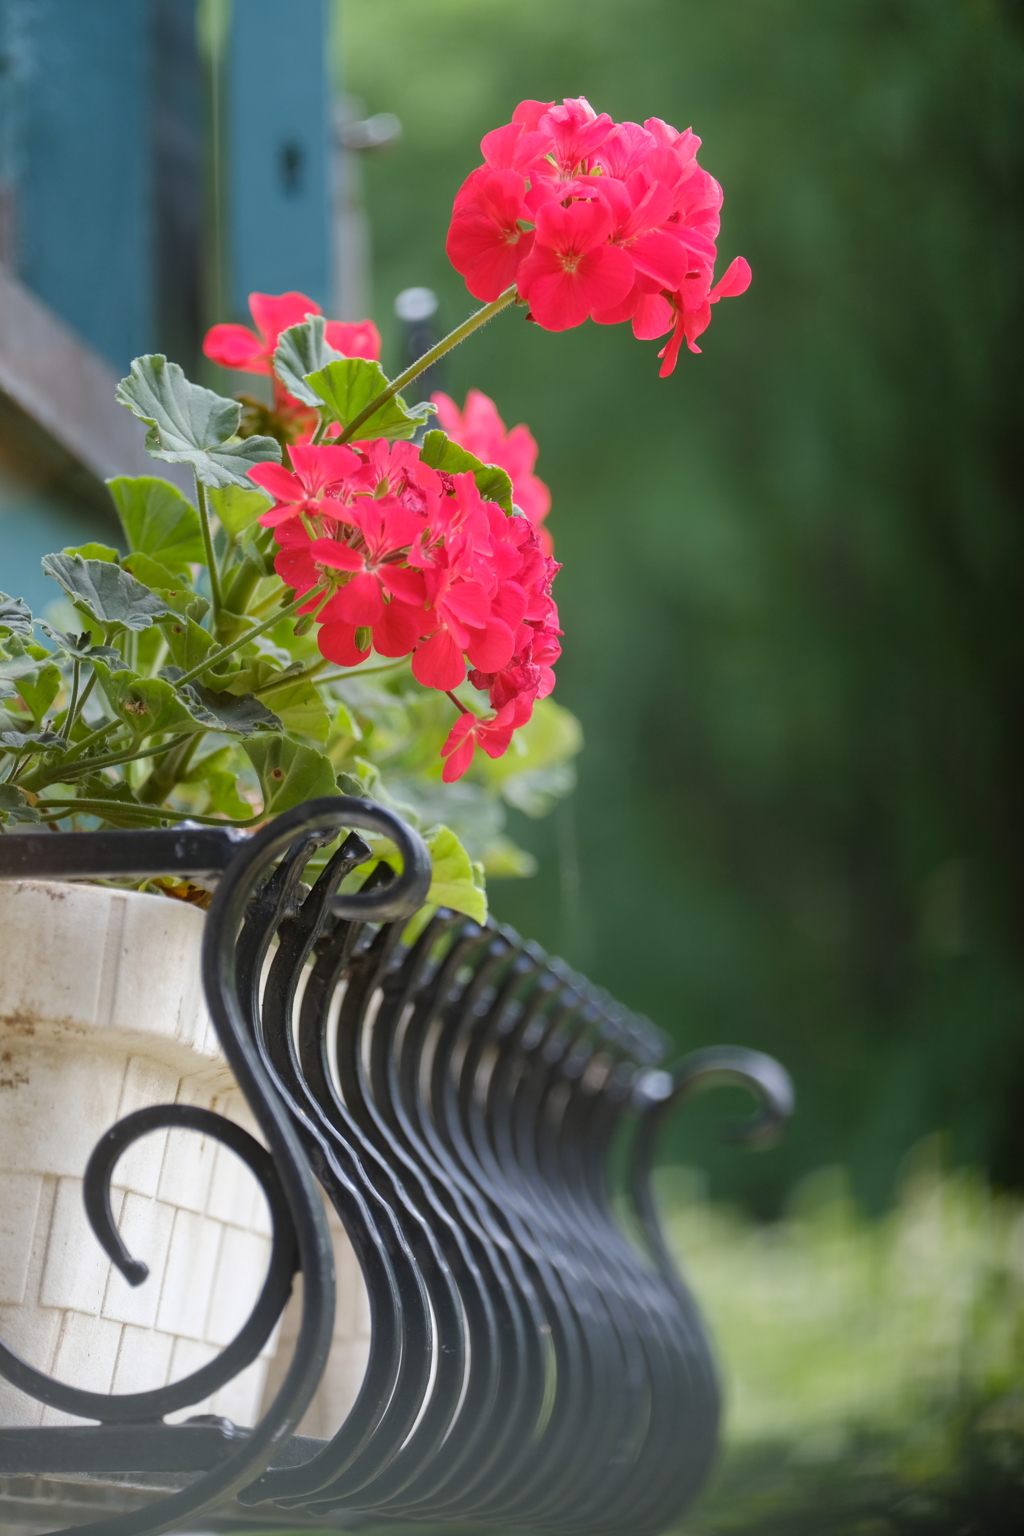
[{"xmin": 337, "ymin": 0, "xmax": 1024, "ymax": 1217}]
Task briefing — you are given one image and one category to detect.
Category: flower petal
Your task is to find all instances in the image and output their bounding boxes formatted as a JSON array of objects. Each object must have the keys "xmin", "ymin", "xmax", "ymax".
[
  {"xmin": 374, "ymin": 599, "xmax": 426, "ymax": 657},
  {"xmin": 324, "ymin": 319, "xmax": 382, "ymax": 360},
  {"xmin": 334, "ymin": 571, "xmax": 385, "ymax": 626},
  {"xmin": 318, "ymin": 620, "xmax": 371, "ymax": 668},
  {"xmin": 203, "ymin": 323, "xmax": 267, "ymax": 373},
  {"xmin": 249, "ymin": 291, "xmax": 320, "ymax": 344},
  {"xmin": 413, "ymin": 627, "xmax": 466, "ymax": 690}
]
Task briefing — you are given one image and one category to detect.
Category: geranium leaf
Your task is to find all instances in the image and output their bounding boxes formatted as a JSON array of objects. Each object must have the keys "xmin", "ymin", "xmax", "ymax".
[
  {"xmin": 162, "ymin": 666, "xmax": 281, "ymax": 736},
  {"xmin": 42, "ymin": 554, "xmax": 178, "ymax": 632},
  {"xmin": 244, "ymin": 734, "xmax": 339, "ymax": 815},
  {"xmin": 184, "ymin": 746, "xmax": 253, "ymax": 819},
  {"xmin": 161, "ymin": 614, "xmax": 220, "ymax": 674},
  {"xmin": 17, "ymin": 662, "xmax": 61, "ymax": 722},
  {"xmin": 423, "ymin": 824, "xmax": 487, "ymax": 923},
  {"xmin": 273, "ymin": 317, "xmax": 345, "ymax": 407},
  {"xmin": 38, "ymin": 626, "xmax": 124, "ymax": 667},
  {"xmin": 207, "ymin": 483, "xmax": 271, "ymax": 537},
  {"xmin": 257, "ymin": 675, "xmax": 330, "ymax": 742},
  {"xmin": 63, "ymin": 543, "xmax": 120, "ymax": 563},
  {"xmin": 0, "ymin": 729, "xmax": 64, "ymax": 751},
  {"xmin": 0, "ymin": 785, "xmax": 41, "ymax": 824},
  {"xmin": 91, "ymin": 660, "xmax": 203, "ymax": 740},
  {"xmin": 116, "ymin": 354, "xmax": 282, "ymax": 488},
  {"xmin": 0, "ymin": 594, "xmax": 34, "ymax": 640},
  {"xmin": 107, "ymin": 475, "xmax": 204, "ymax": 572},
  {"xmin": 120, "ymin": 551, "xmax": 191, "ymax": 594},
  {"xmin": 305, "ymin": 357, "xmax": 435, "ymax": 441},
  {"xmin": 0, "ymin": 649, "xmax": 50, "ymax": 683},
  {"xmin": 420, "ymin": 429, "xmax": 514, "ymax": 514}
]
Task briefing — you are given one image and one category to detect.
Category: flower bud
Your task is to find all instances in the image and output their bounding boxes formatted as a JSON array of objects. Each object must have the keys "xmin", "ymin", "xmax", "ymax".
[{"xmin": 355, "ymin": 627, "xmax": 372, "ymax": 651}]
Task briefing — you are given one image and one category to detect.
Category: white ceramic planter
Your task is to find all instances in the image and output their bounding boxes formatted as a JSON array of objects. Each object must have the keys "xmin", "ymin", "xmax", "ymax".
[{"xmin": 0, "ymin": 878, "xmax": 280, "ymax": 1431}]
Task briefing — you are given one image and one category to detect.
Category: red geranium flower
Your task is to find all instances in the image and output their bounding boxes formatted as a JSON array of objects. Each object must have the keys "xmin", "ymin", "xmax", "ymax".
[
  {"xmin": 446, "ymin": 169, "xmax": 535, "ymax": 303},
  {"xmin": 312, "ymin": 500, "xmax": 428, "ymax": 659},
  {"xmin": 515, "ymin": 198, "xmax": 634, "ymax": 331},
  {"xmin": 249, "ymin": 443, "xmax": 364, "ymax": 528},
  {"xmin": 440, "ymin": 700, "xmax": 520, "ymax": 783},
  {"xmin": 658, "ymin": 256, "xmax": 752, "ymax": 375}
]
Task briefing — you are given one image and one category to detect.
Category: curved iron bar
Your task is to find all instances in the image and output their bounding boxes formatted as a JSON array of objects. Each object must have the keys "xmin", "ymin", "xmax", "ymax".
[
  {"xmin": 0, "ymin": 800, "xmax": 794, "ymax": 1535},
  {"xmin": 0, "ymin": 798, "xmax": 431, "ymax": 1536},
  {"xmin": 0, "ymin": 1107, "xmax": 297, "ymax": 1425}
]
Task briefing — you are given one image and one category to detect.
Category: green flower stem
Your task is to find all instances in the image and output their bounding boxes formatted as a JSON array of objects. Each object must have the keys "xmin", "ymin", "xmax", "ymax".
[
  {"xmin": 316, "ymin": 658, "xmax": 411, "ymax": 686},
  {"xmin": 67, "ymin": 669, "xmax": 98, "ymax": 736},
  {"xmin": 63, "ymin": 715, "xmax": 117, "ymax": 762},
  {"xmin": 45, "ymin": 732, "xmax": 194, "ymax": 785},
  {"xmin": 137, "ymin": 732, "xmax": 202, "ymax": 806},
  {"xmin": 173, "ymin": 587, "xmax": 325, "ymax": 690},
  {"xmin": 20, "ymin": 707, "xmax": 119, "ymax": 790},
  {"xmin": 338, "ymin": 286, "xmax": 519, "ymax": 444},
  {"xmin": 254, "ymin": 657, "xmax": 330, "ymax": 696},
  {"xmin": 37, "ymin": 798, "xmax": 259, "ymax": 828},
  {"xmin": 61, "ymin": 658, "xmax": 80, "ymax": 741},
  {"xmin": 195, "ymin": 478, "xmax": 224, "ymax": 622}
]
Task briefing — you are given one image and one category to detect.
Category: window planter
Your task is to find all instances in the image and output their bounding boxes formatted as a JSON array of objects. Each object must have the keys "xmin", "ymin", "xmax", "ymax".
[{"xmin": 0, "ymin": 802, "xmax": 793, "ymax": 1534}]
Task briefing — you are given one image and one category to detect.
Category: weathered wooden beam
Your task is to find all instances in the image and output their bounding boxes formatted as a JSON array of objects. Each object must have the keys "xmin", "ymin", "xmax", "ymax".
[{"xmin": 0, "ymin": 262, "xmax": 191, "ymax": 497}]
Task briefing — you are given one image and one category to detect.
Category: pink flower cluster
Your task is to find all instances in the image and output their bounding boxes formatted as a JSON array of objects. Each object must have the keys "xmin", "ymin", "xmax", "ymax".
[
  {"xmin": 446, "ymin": 97, "xmax": 751, "ymax": 374},
  {"xmin": 248, "ymin": 442, "xmax": 561, "ymax": 782},
  {"xmin": 204, "ymin": 292, "xmax": 381, "ymax": 440},
  {"xmin": 431, "ymin": 387, "xmax": 552, "ymax": 552}
]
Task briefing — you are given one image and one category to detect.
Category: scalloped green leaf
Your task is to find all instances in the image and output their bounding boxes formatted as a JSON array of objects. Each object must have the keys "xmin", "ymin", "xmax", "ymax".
[
  {"xmin": 424, "ymin": 824, "xmax": 487, "ymax": 923},
  {"xmin": 161, "ymin": 613, "xmax": 221, "ymax": 676},
  {"xmin": 0, "ymin": 729, "xmax": 64, "ymax": 752},
  {"xmin": 162, "ymin": 666, "xmax": 281, "ymax": 736},
  {"xmin": 63, "ymin": 543, "xmax": 119, "ymax": 563},
  {"xmin": 208, "ymin": 483, "xmax": 272, "ymax": 537},
  {"xmin": 305, "ymin": 357, "xmax": 435, "ymax": 442},
  {"xmin": 42, "ymin": 554, "xmax": 178, "ymax": 633},
  {"xmin": 107, "ymin": 475, "xmax": 204, "ymax": 573},
  {"xmin": 120, "ymin": 551, "xmax": 191, "ymax": 595},
  {"xmin": 254, "ymin": 674, "xmax": 330, "ymax": 742},
  {"xmin": 0, "ymin": 785, "xmax": 41, "ymax": 824},
  {"xmin": 17, "ymin": 662, "xmax": 61, "ymax": 723},
  {"xmin": 0, "ymin": 594, "xmax": 34, "ymax": 640},
  {"xmin": 244, "ymin": 734, "xmax": 339, "ymax": 815},
  {"xmin": 420, "ymin": 429, "xmax": 514, "ymax": 514},
  {"xmin": 37, "ymin": 626, "xmax": 124, "ymax": 667},
  {"xmin": 91, "ymin": 660, "xmax": 203, "ymax": 741},
  {"xmin": 116, "ymin": 354, "xmax": 282, "ymax": 488},
  {"xmin": 183, "ymin": 746, "xmax": 253, "ymax": 819},
  {"xmin": 273, "ymin": 316, "xmax": 345, "ymax": 407},
  {"xmin": 0, "ymin": 646, "xmax": 50, "ymax": 683}
]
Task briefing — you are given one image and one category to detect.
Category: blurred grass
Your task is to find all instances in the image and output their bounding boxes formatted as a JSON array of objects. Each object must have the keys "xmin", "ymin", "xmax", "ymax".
[{"xmin": 668, "ymin": 1149, "xmax": 1024, "ymax": 1532}]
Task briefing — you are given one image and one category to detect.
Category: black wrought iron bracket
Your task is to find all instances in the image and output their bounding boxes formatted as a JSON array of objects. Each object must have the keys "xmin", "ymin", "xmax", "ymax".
[{"xmin": 0, "ymin": 799, "xmax": 794, "ymax": 1536}]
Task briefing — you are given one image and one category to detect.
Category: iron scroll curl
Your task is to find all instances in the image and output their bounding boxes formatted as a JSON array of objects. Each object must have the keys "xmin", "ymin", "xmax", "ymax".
[
  {"xmin": 0, "ymin": 797, "xmax": 432, "ymax": 1536},
  {"xmin": 0, "ymin": 1106, "xmax": 298, "ymax": 1425},
  {"xmin": 628, "ymin": 1046, "xmax": 796, "ymax": 1297}
]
